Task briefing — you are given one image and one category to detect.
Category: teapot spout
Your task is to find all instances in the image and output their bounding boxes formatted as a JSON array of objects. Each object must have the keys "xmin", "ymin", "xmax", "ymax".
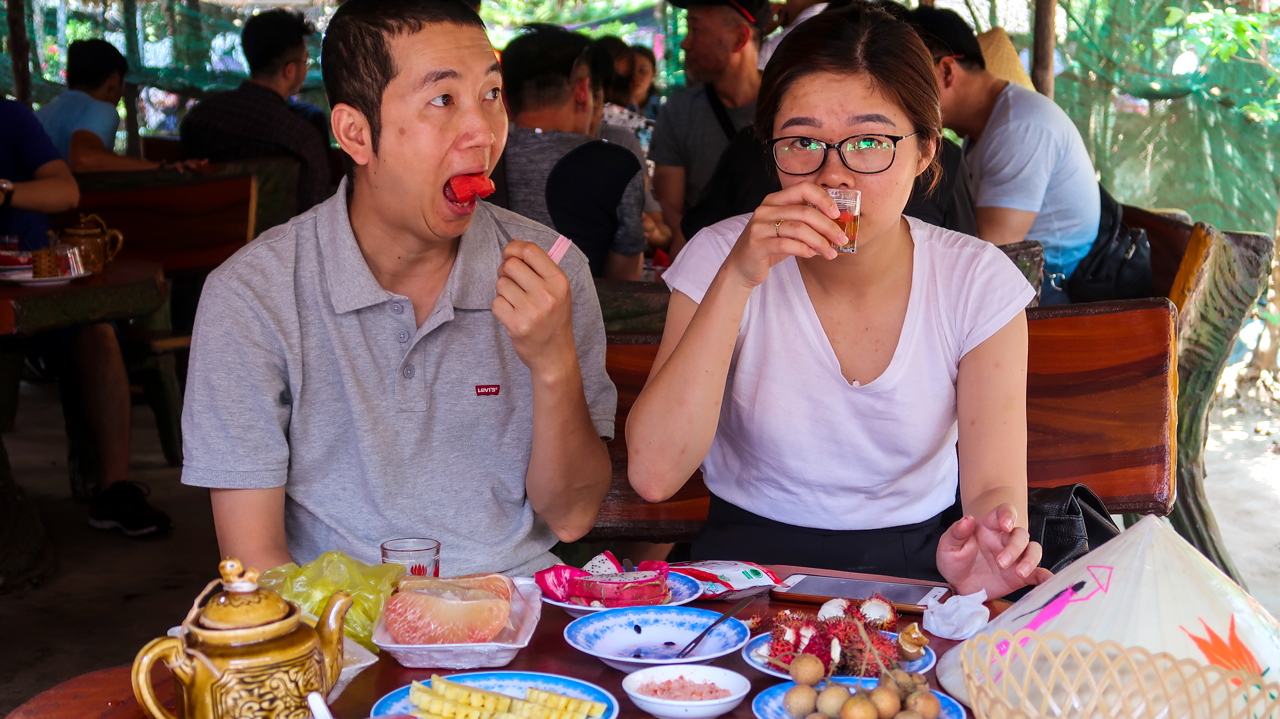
[{"xmin": 316, "ymin": 591, "xmax": 353, "ymax": 692}]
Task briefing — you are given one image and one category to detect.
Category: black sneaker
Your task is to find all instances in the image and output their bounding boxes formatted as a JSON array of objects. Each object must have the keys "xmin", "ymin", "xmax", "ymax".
[{"xmin": 88, "ymin": 482, "xmax": 173, "ymax": 537}]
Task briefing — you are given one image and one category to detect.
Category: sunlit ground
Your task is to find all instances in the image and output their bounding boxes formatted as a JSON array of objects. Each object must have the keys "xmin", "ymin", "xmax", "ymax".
[{"xmin": 1203, "ymin": 361, "xmax": 1280, "ymax": 617}]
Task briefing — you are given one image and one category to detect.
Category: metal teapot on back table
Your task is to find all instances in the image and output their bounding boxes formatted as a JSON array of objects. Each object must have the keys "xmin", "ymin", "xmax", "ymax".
[{"xmin": 132, "ymin": 558, "xmax": 352, "ymax": 719}]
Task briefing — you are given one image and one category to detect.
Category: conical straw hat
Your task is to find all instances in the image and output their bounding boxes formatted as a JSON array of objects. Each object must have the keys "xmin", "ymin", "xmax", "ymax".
[
  {"xmin": 977, "ymin": 27, "xmax": 1035, "ymax": 91},
  {"xmin": 937, "ymin": 515, "xmax": 1280, "ymax": 705}
]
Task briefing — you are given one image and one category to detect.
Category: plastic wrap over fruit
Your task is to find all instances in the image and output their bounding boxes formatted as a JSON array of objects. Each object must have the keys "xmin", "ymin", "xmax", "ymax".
[{"xmin": 260, "ymin": 550, "xmax": 404, "ymax": 651}]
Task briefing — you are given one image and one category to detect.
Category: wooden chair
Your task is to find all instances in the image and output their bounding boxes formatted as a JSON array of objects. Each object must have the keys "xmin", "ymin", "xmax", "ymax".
[
  {"xmin": 1025, "ymin": 298, "xmax": 1177, "ymax": 514},
  {"xmin": 585, "ymin": 296, "xmax": 1179, "ymax": 543}
]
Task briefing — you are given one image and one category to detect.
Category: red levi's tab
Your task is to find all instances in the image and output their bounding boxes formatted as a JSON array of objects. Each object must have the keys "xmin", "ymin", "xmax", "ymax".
[
  {"xmin": 448, "ymin": 174, "xmax": 496, "ymax": 204},
  {"xmin": 475, "ymin": 385, "xmax": 500, "ymax": 396}
]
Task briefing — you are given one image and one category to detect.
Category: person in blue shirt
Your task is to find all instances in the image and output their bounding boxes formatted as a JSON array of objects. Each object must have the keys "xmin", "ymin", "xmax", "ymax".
[
  {"xmin": 0, "ymin": 100, "xmax": 77, "ymax": 249},
  {"xmin": 38, "ymin": 39, "xmax": 202, "ymax": 173},
  {"xmin": 2, "ymin": 99, "xmax": 172, "ymax": 537}
]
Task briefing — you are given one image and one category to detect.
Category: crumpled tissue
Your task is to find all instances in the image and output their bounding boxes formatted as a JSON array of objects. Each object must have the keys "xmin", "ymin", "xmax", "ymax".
[{"xmin": 923, "ymin": 589, "xmax": 989, "ymax": 640}]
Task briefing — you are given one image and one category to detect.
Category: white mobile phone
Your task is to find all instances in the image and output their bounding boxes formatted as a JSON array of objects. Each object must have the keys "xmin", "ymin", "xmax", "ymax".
[{"xmin": 771, "ymin": 573, "xmax": 951, "ymax": 613}]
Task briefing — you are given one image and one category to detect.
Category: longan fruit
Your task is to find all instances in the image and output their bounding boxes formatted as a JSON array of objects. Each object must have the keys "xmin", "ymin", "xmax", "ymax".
[{"xmin": 784, "ymin": 684, "xmax": 819, "ymax": 719}]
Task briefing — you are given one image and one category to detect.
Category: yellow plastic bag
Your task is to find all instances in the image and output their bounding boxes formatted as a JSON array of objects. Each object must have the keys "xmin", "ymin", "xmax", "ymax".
[{"xmin": 260, "ymin": 551, "xmax": 404, "ymax": 652}]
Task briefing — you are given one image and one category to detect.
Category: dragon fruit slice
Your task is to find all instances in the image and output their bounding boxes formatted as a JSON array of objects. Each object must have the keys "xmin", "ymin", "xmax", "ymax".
[
  {"xmin": 568, "ymin": 570, "xmax": 670, "ymax": 607},
  {"xmin": 581, "ymin": 551, "xmax": 626, "ymax": 575},
  {"xmin": 534, "ymin": 565, "xmax": 591, "ymax": 603}
]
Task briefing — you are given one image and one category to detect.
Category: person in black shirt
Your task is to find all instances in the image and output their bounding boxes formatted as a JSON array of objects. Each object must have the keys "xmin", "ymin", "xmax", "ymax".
[
  {"xmin": 498, "ymin": 25, "xmax": 648, "ymax": 280},
  {"xmin": 181, "ymin": 10, "xmax": 333, "ymax": 211}
]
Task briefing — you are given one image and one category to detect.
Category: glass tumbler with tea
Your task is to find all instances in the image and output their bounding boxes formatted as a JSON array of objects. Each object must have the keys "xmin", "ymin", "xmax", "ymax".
[
  {"xmin": 826, "ymin": 188, "xmax": 861, "ymax": 253},
  {"xmin": 381, "ymin": 537, "xmax": 440, "ymax": 577}
]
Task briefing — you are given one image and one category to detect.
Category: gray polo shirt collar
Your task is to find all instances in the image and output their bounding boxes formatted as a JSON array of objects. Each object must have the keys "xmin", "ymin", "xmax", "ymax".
[{"xmin": 320, "ymin": 180, "xmax": 507, "ymax": 315}]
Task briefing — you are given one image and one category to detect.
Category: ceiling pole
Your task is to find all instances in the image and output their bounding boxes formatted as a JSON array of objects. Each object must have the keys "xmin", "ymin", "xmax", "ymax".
[
  {"xmin": 1032, "ymin": 0, "xmax": 1056, "ymax": 98},
  {"xmin": 6, "ymin": 0, "xmax": 31, "ymax": 105}
]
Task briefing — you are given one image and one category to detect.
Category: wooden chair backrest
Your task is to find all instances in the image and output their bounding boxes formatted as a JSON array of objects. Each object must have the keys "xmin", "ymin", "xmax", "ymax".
[
  {"xmin": 1122, "ymin": 204, "xmax": 1197, "ymax": 301},
  {"xmin": 51, "ymin": 174, "xmax": 257, "ymax": 273},
  {"xmin": 585, "ymin": 334, "xmax": 711, "ymax": 544},
  {"xmin": 588, "ymin": 298, "xmax": 1178, "ymax": 542},
  {"xmin": 141, "ymin": 136, "xmax": 182, "ymax": 163},
  {"xmin": 1025, "ymin": 298, "xmax": 1177, "ymax": 514}
]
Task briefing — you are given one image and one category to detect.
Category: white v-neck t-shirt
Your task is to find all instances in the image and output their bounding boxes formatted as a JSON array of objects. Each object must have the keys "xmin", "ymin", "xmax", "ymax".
[{"xmin": 662, "ymin": 215, "xmax": 1034, "ymax": 530}]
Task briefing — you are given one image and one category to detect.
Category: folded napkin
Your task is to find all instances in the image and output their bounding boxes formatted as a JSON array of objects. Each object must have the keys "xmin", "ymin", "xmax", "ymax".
[{"xmin": 923, "ymin": 589, "xmax": 989, "ymax": 640}]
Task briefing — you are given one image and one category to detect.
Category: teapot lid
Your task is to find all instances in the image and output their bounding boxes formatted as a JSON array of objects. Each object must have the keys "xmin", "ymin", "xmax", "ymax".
[
  {"xmin": 198, "ymin": 559, "xmax": 291, "ymax": 630},
  {"xmin": 68, "ymin": 214, "xmax": 107, "ymax": 231}
]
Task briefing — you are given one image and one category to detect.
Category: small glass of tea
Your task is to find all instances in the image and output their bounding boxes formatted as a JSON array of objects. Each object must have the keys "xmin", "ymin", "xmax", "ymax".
[{"xmin": 826, "ymin": 188, "xmax": 861, "ymax": 254}]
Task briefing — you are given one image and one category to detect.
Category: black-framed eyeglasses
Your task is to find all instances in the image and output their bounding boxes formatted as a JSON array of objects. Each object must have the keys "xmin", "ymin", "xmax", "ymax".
[{"xmin": 769, "ymin": 133, "xmax": 919, "ymax": 176}]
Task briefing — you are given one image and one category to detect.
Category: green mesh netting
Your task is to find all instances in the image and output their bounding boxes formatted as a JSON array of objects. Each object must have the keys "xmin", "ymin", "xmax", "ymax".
[
  {"xmin": 2, "ymin": 0, "xmax": 1275, "ymax": 234},
  {"xmin": 934, "ymin": 0, "xmax": 1278, "ymax": 234}
]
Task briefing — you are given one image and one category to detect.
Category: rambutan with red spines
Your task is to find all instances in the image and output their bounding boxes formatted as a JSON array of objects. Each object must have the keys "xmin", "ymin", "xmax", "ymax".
[{"xmin": 852, "ymin": 593, "xmax": 898, "ymax": 632}]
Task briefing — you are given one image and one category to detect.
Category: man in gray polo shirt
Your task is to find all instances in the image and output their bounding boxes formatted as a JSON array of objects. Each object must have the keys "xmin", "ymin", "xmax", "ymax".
[{"xmin": 180, "ymin": 0, "xmax": 616, "ymax": 577}]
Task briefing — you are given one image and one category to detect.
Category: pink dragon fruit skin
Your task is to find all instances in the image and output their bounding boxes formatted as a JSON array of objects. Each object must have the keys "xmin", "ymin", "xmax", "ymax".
[
  {"xmin": 535, "ymin": 564, "xmax": 591, "ymax": 602},
  {"xmin": 637, "ymin": 560, "xmax": 669, "ymax": 579},
  {"xmin": 567, "ymin": 570, "xmax": 671, "ymax": 607},
  {"xmin": 581, "ymin": 551, "xmax": 625, "ymax": 575}
]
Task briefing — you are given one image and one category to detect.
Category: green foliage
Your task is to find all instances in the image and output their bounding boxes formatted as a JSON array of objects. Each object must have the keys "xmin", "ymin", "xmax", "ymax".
[
  {"xmin": 1166, "ymin": 2, "xmax": 1280, "ymax": 123},
  {"xmin": 481, "ymin": 0, "xmax": 655, "ymax": 48}
]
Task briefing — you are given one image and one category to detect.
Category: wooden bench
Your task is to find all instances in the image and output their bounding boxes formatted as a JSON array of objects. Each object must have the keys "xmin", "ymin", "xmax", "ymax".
[{"xmin": 586, "ymin": 297, "xmax": 1179, "ymax": 544}]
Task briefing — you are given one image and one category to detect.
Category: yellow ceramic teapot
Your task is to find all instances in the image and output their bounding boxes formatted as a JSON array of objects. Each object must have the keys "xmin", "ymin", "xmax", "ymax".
[{"xmin": 132, "ymin": 558, "xmax": 353, "ymax": 719}]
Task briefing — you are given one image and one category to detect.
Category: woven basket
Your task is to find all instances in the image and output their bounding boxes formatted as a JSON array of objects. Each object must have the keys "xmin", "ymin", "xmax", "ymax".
[{"xmin": 959, "ymin": 629, "xmax": 1280, "ymax": 719}]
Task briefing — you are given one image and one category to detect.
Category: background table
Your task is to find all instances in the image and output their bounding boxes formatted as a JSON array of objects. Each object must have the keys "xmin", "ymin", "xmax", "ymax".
[
  {"xmin": 0, "ymin": 260, "xmax": 166, "ymax": 591},
  {"xmin": 9, "ymin": 565, "xmax": 991, "ymax": 719}
]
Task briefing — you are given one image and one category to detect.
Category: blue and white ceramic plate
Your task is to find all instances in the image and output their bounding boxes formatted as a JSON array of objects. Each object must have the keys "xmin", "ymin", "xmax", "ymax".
[
  {"xmin": 564, "ymin": 605, "xmax": 752, "ymax": 674},
  {"xmin": 740, "ymin": 631, "xmax": 937, "ymax": 678},
  {"xmin": 370, "ymin": 671, "xmax": 619, "ymax": 719},
  {"xmin": 542, "ymin": 571, "xmax": 704, "ymax": 618},
  {"xmin": 752, "ymin": 677, "xmax": 963, "ymax": 719}
]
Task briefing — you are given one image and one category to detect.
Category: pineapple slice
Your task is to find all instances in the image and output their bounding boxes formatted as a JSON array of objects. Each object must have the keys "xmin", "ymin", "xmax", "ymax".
[
  {"xmin": 525, "ymin": 689, "xmax": 607, "ymax": 718},
  {"xmin": 429, "ymin": 675, "xmax": 520, "ymax": 714}
]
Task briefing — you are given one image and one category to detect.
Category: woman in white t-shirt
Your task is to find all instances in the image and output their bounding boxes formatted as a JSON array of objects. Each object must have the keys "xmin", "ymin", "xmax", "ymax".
[{"xmin": 626, "ymin": 5, "xmax": 1051, "ymax": 599}]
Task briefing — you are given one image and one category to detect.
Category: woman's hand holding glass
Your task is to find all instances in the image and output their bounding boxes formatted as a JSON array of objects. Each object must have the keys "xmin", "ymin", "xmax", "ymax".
[
  {"xmin": 724, "ymin": 181, "xmax": 847, "ymax": 289},
  {"xmin": 936, "ymin": 504, "xmax": 1053, "ymax": 598}
]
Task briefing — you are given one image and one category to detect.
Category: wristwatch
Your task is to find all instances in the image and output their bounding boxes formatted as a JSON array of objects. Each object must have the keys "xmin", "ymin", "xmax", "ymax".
[{"xmin": 0, "ymin": 179, "xmax": 13, "ymax": 208}]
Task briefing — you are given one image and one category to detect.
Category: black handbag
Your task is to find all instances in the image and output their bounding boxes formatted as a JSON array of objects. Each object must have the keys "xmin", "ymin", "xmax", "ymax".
[
  {"xmin": 1027, "ymin": 484, "xmax": 1121, "ymax": 574},
  {"xmin": 1064, "ymin": 185, "xmax": 1154, "ymax": 303}
]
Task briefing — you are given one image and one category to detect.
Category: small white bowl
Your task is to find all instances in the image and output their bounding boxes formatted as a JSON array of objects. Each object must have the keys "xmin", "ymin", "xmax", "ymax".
[{"xmin": 621, "ymin": 665, "xmax": 750, "ymax": 719}]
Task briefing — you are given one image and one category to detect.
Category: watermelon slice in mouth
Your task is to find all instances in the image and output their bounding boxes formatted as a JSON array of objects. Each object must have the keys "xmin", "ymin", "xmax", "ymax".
[{"xmin": 445, "ymin": 173, "xmax": 496, "ymax": 206}]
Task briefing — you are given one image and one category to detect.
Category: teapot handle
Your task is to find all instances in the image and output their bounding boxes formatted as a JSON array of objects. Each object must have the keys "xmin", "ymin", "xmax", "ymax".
[
  {"xmin": 132, "ymin": 636, "xmax": 186, "ymax": 719},
  {"xmin": 104, "ymin": 229, "xmax": 124, "ymax": 263}
]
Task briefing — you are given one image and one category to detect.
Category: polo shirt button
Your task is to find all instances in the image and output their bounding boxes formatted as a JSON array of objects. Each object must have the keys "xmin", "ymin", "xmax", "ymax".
[
  {"xmin": 402, "ymin": 365, "xmax": 415, "ymax": 379},
  {"xmin": 396, "ymin": 330, "xmax": 409, "ymax": 343},
  {"xmin": 390, "ymin": 303, "xmax": 404, "ymax": 315}
]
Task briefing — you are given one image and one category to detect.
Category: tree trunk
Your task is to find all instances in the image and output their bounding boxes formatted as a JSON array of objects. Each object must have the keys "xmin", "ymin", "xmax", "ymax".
[
  {"xmin": 123, "ymin": 0, "xmax": 142, "ymax": 157},
  {"xmin": 6, "ymin": 0, "xmax": 31, "ymax": 105},
  {"xmin": 1032, "ymin": 0, "xmax": 1056, "ymax": 98},
  {"xmin": 1238, "ymin": 210, "xmax": 1280, "ymax": 389}
]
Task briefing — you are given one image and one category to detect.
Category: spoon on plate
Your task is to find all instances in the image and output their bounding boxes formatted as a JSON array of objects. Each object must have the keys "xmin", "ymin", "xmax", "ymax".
[{"xmin": 676, "ymin": 595, "xmax": 757, "ymax": 659}]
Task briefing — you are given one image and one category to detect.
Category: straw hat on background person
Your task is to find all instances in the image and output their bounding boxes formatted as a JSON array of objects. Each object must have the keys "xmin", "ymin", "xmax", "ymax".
[{"xmin": 977, "ymin": 27, "xmax": 1035, "ymax": 90}]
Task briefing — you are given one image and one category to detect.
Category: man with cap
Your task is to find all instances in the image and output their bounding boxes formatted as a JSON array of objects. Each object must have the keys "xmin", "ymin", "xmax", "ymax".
[
  {"xmin": 649, "ymin": 0, "xmax": 769, "ymax": 257},
  {"xmin": 909, "ymin": 6, "xmax": 1099, "ymax": 304}
]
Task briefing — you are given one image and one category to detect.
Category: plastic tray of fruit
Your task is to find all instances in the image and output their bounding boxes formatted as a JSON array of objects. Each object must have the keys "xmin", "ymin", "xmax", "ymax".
[{"xmin": 372, "ymin": 577, "xmax": 542, "ymax": 669}]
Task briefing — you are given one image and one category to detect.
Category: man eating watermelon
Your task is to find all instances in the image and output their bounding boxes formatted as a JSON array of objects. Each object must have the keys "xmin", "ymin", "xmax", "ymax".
[{"xmin": 179, "ymin": 0, "xmax": 616, "ymax": 578}]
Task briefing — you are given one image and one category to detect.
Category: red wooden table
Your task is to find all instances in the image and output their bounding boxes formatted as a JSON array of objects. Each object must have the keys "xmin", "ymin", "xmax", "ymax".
[{"xmin": 8, "ymin": 566, "xmax": 995, "ymax": 719}]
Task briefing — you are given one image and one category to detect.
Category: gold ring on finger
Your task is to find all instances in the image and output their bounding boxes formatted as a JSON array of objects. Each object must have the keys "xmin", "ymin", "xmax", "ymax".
[{"xmin": 775, "ymin": 219, "xmax": 783, "ymax": 237}]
